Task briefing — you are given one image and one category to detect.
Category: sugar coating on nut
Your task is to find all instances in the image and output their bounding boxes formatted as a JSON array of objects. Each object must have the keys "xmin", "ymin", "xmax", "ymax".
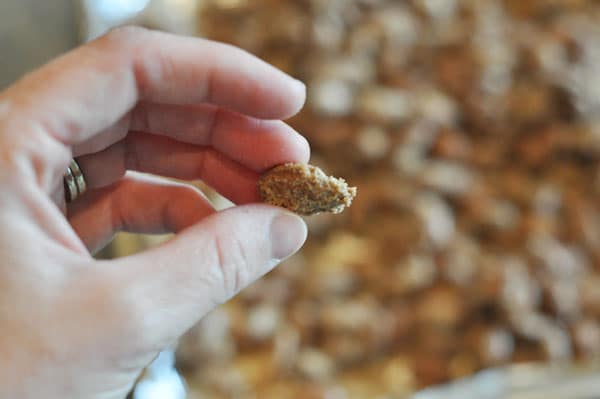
[{"xmin": 258, "ymin": 163, "xmax": 357, "ymax": 216}]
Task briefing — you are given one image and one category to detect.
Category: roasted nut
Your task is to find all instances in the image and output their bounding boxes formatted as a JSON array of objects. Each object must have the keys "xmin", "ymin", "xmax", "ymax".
[{"xmin": 259, "ymin": 163, "xmax": 357, "ymax": 216}]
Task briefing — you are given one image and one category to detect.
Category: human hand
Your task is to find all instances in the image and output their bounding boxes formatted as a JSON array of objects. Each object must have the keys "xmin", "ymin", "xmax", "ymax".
[{"xmin": 0, "ymin": 27, "xmax": 308, "ymax": 398}]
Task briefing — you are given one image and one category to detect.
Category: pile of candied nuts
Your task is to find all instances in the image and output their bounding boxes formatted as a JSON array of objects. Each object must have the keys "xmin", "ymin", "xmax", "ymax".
[{"xmin": 175, "ymin": 1, "xmax": 600, "ymax": 397}]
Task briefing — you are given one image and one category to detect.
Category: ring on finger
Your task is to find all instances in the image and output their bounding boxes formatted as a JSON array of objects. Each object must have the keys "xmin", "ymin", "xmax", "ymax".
[{"xmin": 63, "ymin": 158, "xmax": 88, "ymax": 203}]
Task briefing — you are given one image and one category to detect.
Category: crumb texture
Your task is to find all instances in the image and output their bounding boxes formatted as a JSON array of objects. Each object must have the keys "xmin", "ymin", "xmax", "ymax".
[{"xmin": 258, "ymin": 163, "xmax": 357, "ymax": 216}]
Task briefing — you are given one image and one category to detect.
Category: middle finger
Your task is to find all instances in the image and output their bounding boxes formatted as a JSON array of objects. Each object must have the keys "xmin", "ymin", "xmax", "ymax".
[{"xmin": 73, "ymin": 102, "xmax": 310, "ymax": 169}]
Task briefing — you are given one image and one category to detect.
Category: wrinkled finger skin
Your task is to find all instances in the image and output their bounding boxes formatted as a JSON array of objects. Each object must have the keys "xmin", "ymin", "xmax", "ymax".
[{"xmin": 0, "ymin": 27, "xmax": 308, "ymax": 399}]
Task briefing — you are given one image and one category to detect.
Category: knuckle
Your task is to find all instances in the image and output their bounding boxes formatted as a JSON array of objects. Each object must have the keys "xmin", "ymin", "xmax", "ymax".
[
  {"xmin": 213, "ymin": 232, "xmax": 250, "ymax": 303},
  {"xmin": 0, "ymin": 104, "xmax": 74, "ymax": 196},
  {"xmin": 0, "ymin": 125, "xmax": 69, "ymax": 191}
]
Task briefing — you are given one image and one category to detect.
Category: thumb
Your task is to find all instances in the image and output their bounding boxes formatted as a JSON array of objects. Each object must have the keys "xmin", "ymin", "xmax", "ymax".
[{"xmin": 105, "ymin": 204, "xmax": 306, "ymax": 347}]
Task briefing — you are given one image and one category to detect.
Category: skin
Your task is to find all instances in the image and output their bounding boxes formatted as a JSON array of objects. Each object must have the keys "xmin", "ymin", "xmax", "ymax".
[{"xmin": 0, "ymin": 27, "xmax": 308, "ymax": 398}]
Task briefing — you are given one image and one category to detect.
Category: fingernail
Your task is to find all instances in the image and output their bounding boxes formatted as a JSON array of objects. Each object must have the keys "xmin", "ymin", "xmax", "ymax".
[
  {"xmin": 293, "ymin": 78, "xmax": 306, "ymax": 96},
  {"xmin": 270, "ymin": 212, "xmax": 307, "ymax": 260}
]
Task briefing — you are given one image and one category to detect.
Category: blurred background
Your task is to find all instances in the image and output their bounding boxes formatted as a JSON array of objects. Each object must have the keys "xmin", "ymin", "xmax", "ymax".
[{"xmin": 4, "ymin": 0, "xmax": 600, "ymax": 398}]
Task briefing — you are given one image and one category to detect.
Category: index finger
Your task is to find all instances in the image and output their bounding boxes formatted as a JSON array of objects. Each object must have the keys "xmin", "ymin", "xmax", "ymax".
[{"xmin": 3, "ymin": 26, "xmax": 306, "ymax": 148}]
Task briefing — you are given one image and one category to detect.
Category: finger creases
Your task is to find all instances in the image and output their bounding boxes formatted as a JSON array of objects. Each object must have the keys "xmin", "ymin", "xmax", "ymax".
[{"xmin": 67, "ymin": 172, "xmax": 216, "ymax": 253}]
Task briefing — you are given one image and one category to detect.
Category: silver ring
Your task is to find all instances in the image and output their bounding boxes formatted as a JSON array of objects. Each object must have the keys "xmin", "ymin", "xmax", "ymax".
[
  {"xmin": 64, "ymin": 158, "xmax": 87, "ymax": 203},
  {"xmin": 69, "ymin": 159, "xmax": 87, "ymax": 196}
]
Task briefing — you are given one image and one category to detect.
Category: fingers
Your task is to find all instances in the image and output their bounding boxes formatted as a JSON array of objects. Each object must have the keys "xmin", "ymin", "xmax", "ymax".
[
  {"xmin": 5, "ymin": 26, "xmax": 306, "ymax": 150},
  {"xmin": 73, "ymin": 103, "xmax": 310, "ymax": 168},
  {"xmin": 76, "ymin": 132, "xmax": 261, "ymax": 204},
  {"xmin": 130, "ymin": 103, "xmax": 310, "ymax": 168},
  {"xmin": 67, "ymin": 172, "xmax": 215, "ymax": 253},
  {"xmin": 105, "ymin": 205, "xmax": 307, "ymax": 346}
]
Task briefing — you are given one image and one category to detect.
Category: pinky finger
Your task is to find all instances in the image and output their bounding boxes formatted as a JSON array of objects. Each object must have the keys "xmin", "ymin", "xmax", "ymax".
[{"xmin": 67, "ymin": 172, "xmax": 215, "ymax": 253}]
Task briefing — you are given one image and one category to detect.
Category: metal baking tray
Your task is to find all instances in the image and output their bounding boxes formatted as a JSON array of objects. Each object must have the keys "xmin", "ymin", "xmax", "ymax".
[{"xmin": 412, "ymin": 362, "xmax": 600, "ymax": 399}]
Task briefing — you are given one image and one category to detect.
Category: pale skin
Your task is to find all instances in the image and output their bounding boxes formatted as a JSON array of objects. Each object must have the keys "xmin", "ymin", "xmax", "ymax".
[{"xmin": 0, "ymin": 27, "xmax": 309, "ymax": 398}]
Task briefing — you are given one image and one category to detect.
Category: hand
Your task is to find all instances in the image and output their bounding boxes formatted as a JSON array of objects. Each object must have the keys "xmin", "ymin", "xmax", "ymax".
[{"xmin": 0, "ymin": 27, "xmax": 308, "ymax": 398}]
